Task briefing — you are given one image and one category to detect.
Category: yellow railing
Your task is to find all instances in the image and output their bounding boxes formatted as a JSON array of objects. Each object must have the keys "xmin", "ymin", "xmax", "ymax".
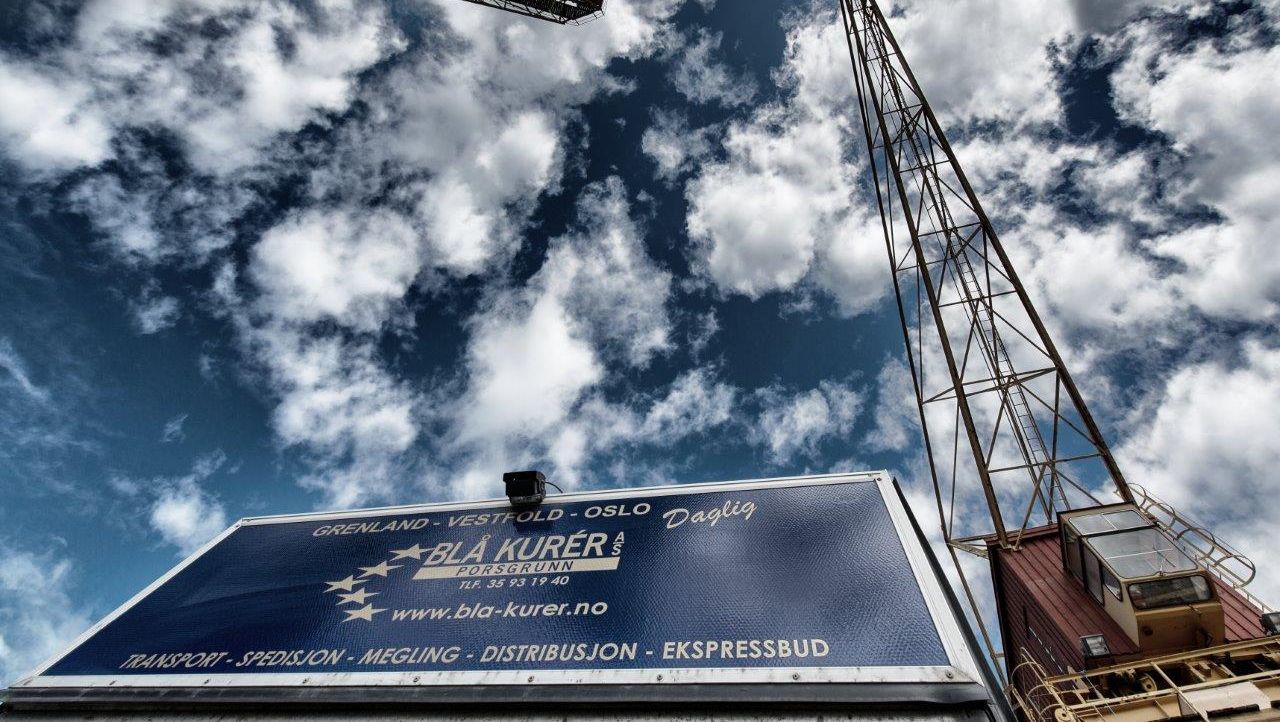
[{"xmin": 1012, "ymin": 637, "xmax": 1280, "ymax": 722}]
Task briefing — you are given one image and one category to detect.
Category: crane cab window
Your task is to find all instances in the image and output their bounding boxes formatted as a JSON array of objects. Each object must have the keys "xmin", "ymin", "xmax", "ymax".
[
  {"xmin": 1129, "ymin": 575, "xmax": 1212, "ymax": 610},
  {"xmin": 1070, "ymin": 509, "xmax": 1148, "ymax": 536},
  {"xmin": 1061, "ymin": 506, "xmax": 1198, "ymax": 603},
  {"xmin": 1083, "ymin": 546, "xmax": 1104, "ymax": 603},
  {"xmin": 1088, "ymin": 527, "xmax": 1195, "ymax": 579},
  {"xmin": 1061, "ymin": 508, "xmax": 1145, "ymax": 583}
]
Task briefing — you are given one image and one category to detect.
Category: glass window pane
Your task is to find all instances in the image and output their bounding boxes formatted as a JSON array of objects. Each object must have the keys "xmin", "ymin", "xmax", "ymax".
[
  {"xmin": 1102, "ymin": 566, "xmax": 1122, "ymax": 600},
  {"xmin": 1102, "ymin": 510, "xmax": 1148, "ymax": 531},
  {"xmin": 1129, "ymin": 575, "xmax": 1212, "ymax": 610},
  {"xmin": 1084, "ymin": 550, "xmax": 1103, "ymax": 603},
  {"xmin": 1064, "ymin": 527, "xmax": 1083, "ymax": 580},
  {"xmin": 1088, "ymin": 528, "xmax": 1196, "ymax": 579},
  {"xmin": 1069, "ymin": 509, "xmax": 1150, "ymax": 536}
]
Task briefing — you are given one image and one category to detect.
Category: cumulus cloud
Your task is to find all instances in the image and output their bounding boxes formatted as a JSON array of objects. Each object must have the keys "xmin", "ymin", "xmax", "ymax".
[
  {"xmin": 250, "ymin": 327, "xmax": 419, "ymax": 508},
  {"xmin": 211, "ymin": 0, "xmax": 686, "ymax": 506},
  {"xmin": 1009, "ymin": 206, "xmax": 1181, "ymax": 335},
  {"xmin": 74, "ymin": 0, "xmax": 403, "ymax": 175},
  {"xmin": 684, "ymin": 12, "xmax": 888, "ymax": 315},
  {"xmin": 150, "ymin": 483, "xmax": 228, "ymax": 556},
  {"xmin": 668, "ymin": 29, "xmax": 757, "ymax": 107},
  {"xmin": 449, "ymin": 178, "xmax": 672, "ymax": 492},
  {"xmin": 864, "ymin": 358, "xmax": 918, "ymax": 454},
  {"xmin": 251, "ymin": 209, "xmax": 422, "ymax": 332},
  {"xmin": 0, "ymin": 62, "xmax": 110, "ymax": 171},
  {"xmin": 0, "ymin": 544, "xmax": 92, "ymax": 686},
  {"xmin": 1119, "ymin": 340, "xmax": 1280, "ymax": 601},
  {"xmin": 115, "ymin": 450, "xmax": 233, "ymax": 555},
  {"xmin": 1113, "ymin": 39, "xmax": 1280, "ymax": 321},
  {"xmin": 640, "ymin": 109, "xmax": 714, "ymax": 184},
  {"xmin": 637, "ymin": 367, "xmax": 737, "ymax": 444},
  {"xmin": 757, "ymin": 381, "xmax": 863, "ymax": 464},
  {"xmin": 1120, "ymin": 341, "xmax": 1280, "ymax": 523},
  {"xmin": 885, "ymin": 0, "xmax": 1072, "ymax": 124}
]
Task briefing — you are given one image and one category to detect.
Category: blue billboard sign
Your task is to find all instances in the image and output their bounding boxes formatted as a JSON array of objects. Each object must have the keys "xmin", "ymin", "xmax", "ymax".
[{"xmin": 16, "ymin": 473, "xmax": 984, "ymax": 691}]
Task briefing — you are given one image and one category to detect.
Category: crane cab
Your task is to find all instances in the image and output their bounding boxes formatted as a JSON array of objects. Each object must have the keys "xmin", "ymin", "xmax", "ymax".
[{"xmin": 1058, "ymin": 504, "xmax": 1225, "ymax": 659}]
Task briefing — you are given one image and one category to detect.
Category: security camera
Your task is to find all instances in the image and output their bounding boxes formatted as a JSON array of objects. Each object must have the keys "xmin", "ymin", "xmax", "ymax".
[{"xmin": 503, "ymin": 470, "xmax": 546, "ymax": 507}]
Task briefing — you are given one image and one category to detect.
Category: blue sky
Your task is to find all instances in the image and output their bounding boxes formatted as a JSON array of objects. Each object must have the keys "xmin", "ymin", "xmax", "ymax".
[{"xmin": 2, "ymin": 0, "xmax": 1280, "ymax": 685}]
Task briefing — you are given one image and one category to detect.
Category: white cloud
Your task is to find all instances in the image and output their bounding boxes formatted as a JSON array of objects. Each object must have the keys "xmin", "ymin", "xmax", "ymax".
[
  {"xmin": 143, "ymin": 450, "xmax": 230, "ymax": 555},
  {"xmin": 885, "ymin": 0, "xmax": 1072, "ymax": 124},
  {"xmin": 1114, "ymin": 40, "xmax": 1280, "ymax": 321},
  {"xmin": 684, "ymin": 12, "xmax": 889, "ymax": 314},
  {"xmin": 811, "ymin": 209, "xmax": 895, "ymax": 316},
  {"xmin": 0, "ymin": 338, "xmax": 50, "ymax": 404},
  {"xmin": 131, "ymin": 291, "xmax": 181, "ymax": 335},
  {"xmin": 941, "ymin": 125, "xmax": 1187, "ymax": 360},
  {"xmin": 459, "ymin": 292, "xmax": 604, "ymax": 446},
  {"xmin": 0, "ymin": 0, "xmax": 693, "ymax": 514},
  {"xmin": 668, "ymin": 29, "xmax": 757, "ymax": 107},
  {"xmin": 251, "ymin": 209, "xmax": 422, "ymax": 332},
  {"xmin": 0, "ymin": 61, "xmax": 110, "ymax": 171},
  {"xmin": 67, "ymin": 162, "xmax": 256, "ymax": 265},
  {"xmin": 1119, "ymin": 341, "xmax": 1280, "ymax": 521},
  {"xmin": 301, "ymin": 0, "xmax": 685, "ymax": 287},
  {"xmin": 543, "ymin": 180, "xmax": 674, "ymax": 366},
  {"xmin": 0, "ymin": 544, "xmax": 92, "ymax": 687},
  {"xmin": 689, "ymin": 140, "xmax": 823, "ymax": 296},
  {"xmin": 253, "ymin": 328, "xmax": 419, "ymax": 508},
  {"xmin": 757, "ymin": 381, "xmax": 863, "ymax": 464},
  {"xmin": 150, "ymin": 484, "xmax": 228, "ymax": 556},
  {"xmin": 1118, "ymin": 340, "xmax": 1280, "ymax": 602},
  {"xmin": 450, "ymin": 178, "xmax": 671, "ymax": 492},
  {"xmin": 72, "ymin": 0, "xmax": 404, "ymax": 175},
  {"xmin": 161, "ymin": 413, "xmax": 188, "ymax": 443},
  {"xmin": 638, "ymin": 367, "xmax": 736, "ymax": 443},
  {"xmin": 864, "ymin": 358, "xmax": 918, "ymax": 454},
  {"xmin": 214, "ymin": 0, "xmax": 687, "ymax": 506},
  {"xmin": 1010, "ymin": 205, "xmax": 1181, "ymax": 334},
  {"xmin": 640, "ymin": 109, "xmax": 714, "ymax": 184},
  {"xmin": 67, "ymin": 174, "xmax": 162, "ymax": 261}
]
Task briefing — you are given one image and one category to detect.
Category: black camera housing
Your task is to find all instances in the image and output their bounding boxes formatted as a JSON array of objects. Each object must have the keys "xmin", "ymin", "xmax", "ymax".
[{"xmin": 503, "ymin": 470, "xmax": 546, "ymax": 507}]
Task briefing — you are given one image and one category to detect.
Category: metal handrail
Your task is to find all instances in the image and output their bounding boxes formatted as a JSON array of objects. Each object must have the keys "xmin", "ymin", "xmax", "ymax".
[
  {"xmin": 1130, "ymin": 483, "xmax": 1271, "ymax": 612},
  {"xmin": 1016, "ymin": 637, "xmax": 1280, "ymax": 722}
]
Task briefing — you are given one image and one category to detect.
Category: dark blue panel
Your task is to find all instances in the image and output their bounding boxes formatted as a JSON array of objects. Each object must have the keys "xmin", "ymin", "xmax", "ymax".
[{"xmin": 45, "ymin": 480, "xmax": 948, "ymax": 676}]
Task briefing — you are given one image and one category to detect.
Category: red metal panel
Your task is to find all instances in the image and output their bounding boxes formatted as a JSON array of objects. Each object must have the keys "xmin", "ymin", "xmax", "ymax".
[
  {"xmin": 995, "ymin": 526, "xmax": 1137, "ymax": 675},
  {"xmin": 1217, "ymin": 579, "xmax": 1266, "ymax": 641}
]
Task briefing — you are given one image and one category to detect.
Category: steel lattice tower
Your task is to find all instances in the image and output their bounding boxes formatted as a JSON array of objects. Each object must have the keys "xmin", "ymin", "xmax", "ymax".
[{"xmin": 839, "ymin": 0, "xmax": 1134, "ymax": 557}]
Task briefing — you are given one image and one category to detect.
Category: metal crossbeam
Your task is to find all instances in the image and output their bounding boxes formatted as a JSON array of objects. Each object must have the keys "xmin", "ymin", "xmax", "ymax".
[{"xmin": 456, "ymin": 0, "xmax": 604, "ymax": 24}]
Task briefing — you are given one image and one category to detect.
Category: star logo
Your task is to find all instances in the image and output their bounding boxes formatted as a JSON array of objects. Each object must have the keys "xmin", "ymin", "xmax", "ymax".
[
  {"xmin": 389, "ymin": 543, "xmax": 427, "ymax": 561},
  {"xmin": 337, "ymin": 588, "xmax": 378, "ymax": 605},
  {"xmin": 324, "ymin": 575, "xmax": 366, "ymax": 593},
  {"xmin": 342, "ymin": 604, "xmax": 386, "ymax": 622},
  {"xmin": 358, "ymin": 560, "xmax": 402, "ymax": 578}
]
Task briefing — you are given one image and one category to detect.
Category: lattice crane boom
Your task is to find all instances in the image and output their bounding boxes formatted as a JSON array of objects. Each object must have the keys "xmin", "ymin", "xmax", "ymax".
[{"xmin": 839, "ymin": 0, "xmax": 1133, "ymax": 552}]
